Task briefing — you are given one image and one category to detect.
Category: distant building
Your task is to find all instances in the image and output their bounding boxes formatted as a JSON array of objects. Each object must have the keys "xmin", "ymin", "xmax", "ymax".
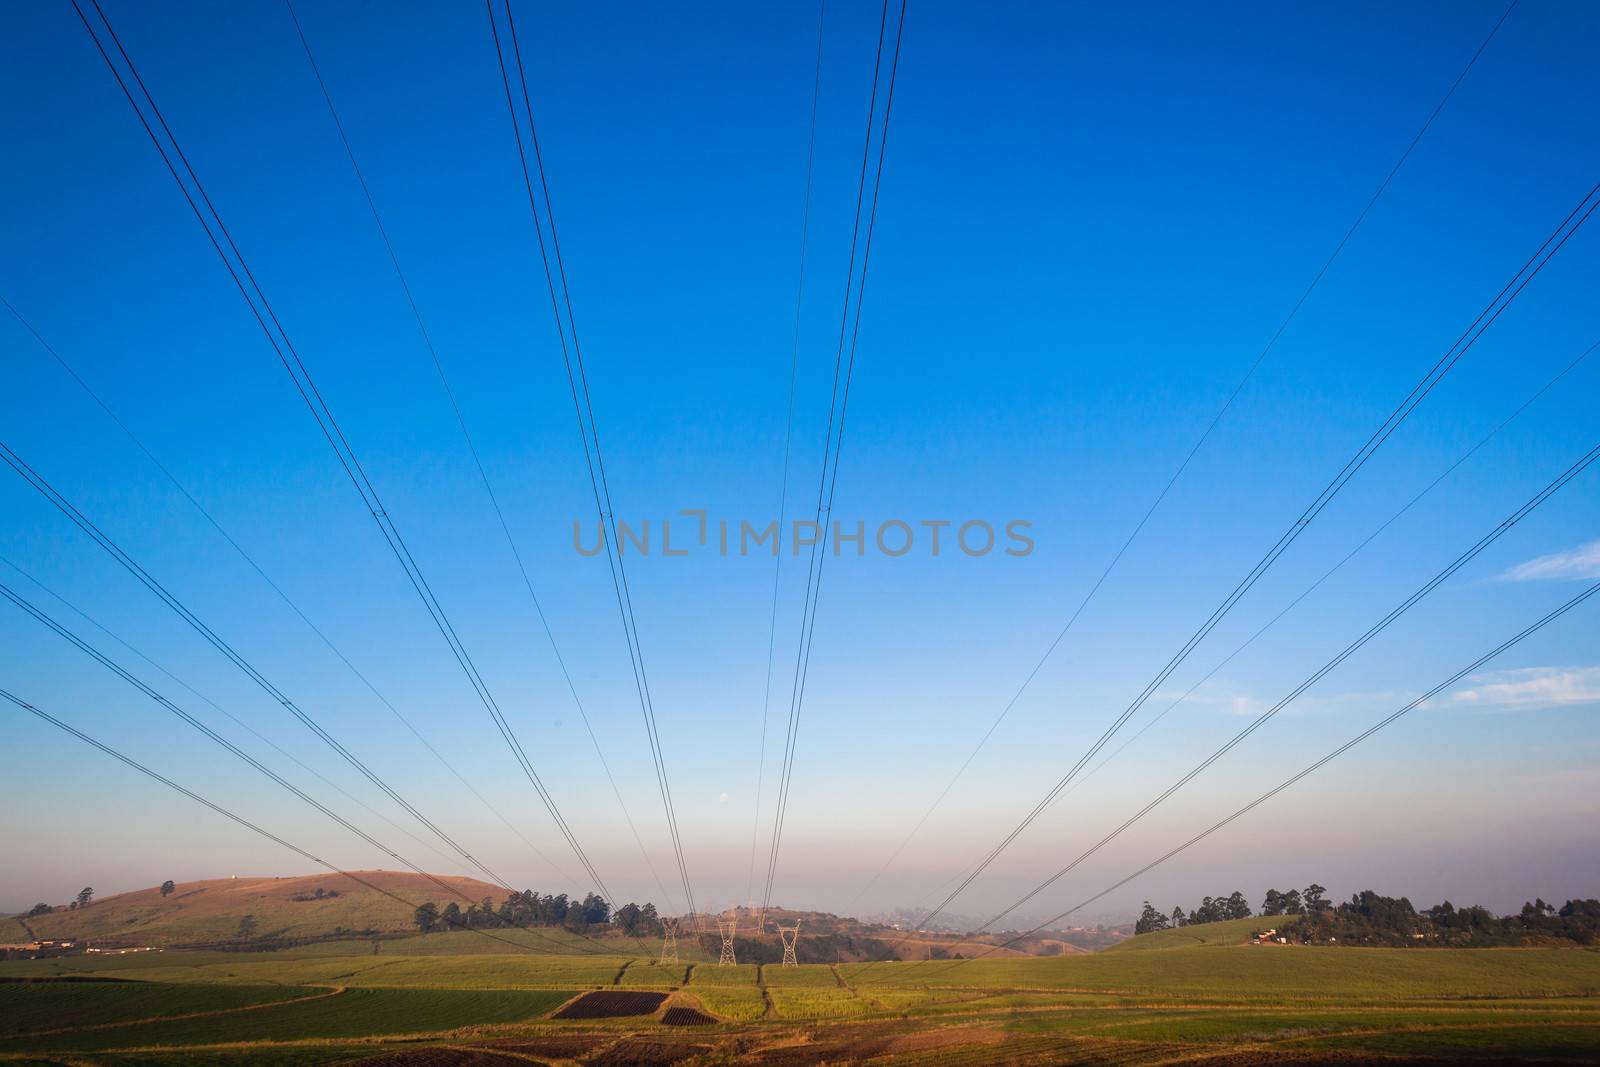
[{"xmin": 0, "ymin": 938, "xmax": 83, "ymax": 960}]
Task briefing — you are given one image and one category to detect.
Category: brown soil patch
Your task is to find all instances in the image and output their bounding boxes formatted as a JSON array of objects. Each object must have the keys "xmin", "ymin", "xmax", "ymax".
[
  {"xmin": 553, "ymin": 990, "xmax": 669, "ymax": 1019},
  {"xmin": 750, "ymin": 1023, "xmax": 1007, "ymax": 1065},
  {"xmin": 752, "ymin": 1036, "xmax": 895, "ymax": 1065},
  {"xmin": 347, "ymin": 1049, "xmax": 529, "ymax": 1066},
  {"xmin": 477, "ymin": 1035, "xmax": 605, "ymax": 1057},
  {"xmin": 585, "ymin": 1038, "xmax": 711, "ymax": 1065},
  {"xmin": 660, "ymin": 1005, "xmax": 717, "ymax": 1026},
  {"xmin": 886, "ymin": 1025, "xmax": 1007, "ymax": 1053}
]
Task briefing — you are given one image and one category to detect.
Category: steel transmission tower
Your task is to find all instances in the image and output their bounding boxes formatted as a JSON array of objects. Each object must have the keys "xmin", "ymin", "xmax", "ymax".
[
  {"xmin": 658, "ymin": 918, "xmax": 679, "ymax": 967},
  {"xmin": 780, "ymin": 920, "xmax": 801, "ymax": 967},
  {"xmin": 717, "ymin": 918, "xmax": 738, "ymax": 966}
]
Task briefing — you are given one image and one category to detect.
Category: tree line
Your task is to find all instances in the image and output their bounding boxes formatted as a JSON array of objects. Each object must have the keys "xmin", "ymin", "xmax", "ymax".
[
  {"xmin": 26, "ymin": 887, "xmax": 95, "ymax": 916},
  {"xmin": 1135, "ymin": 885, "xmax": 1600, "ymax": 946},
  {"xmin": 411, "ymin": 890, "xmax": 664, "ymax": 937}
]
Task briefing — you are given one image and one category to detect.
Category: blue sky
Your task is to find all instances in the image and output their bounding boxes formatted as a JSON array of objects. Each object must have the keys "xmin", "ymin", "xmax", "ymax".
[{"xmin": 2, "ymin": 0, "xmax": 1597, "ymax": 923}]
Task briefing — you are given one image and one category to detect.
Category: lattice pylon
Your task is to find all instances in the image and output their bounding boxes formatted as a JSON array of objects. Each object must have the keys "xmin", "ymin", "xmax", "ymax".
[
  {"xmin": 780, "ymin": 920, "xmax": 801, "ymax": 968},
  {"xmin": 658, "ymin": 918, "xmax": 678, "ymax": 967},
  {"xmin": 717, "ymin": 918, "xmax": 738, "ymax": 966}
]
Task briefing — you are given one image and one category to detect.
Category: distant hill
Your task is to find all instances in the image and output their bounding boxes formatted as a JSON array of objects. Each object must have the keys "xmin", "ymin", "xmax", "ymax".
[
  {"xmin": 708, "ymin": 905, "xmax": 1079, "ymax": 961},
  {"xmin": 10, "ymin": 872, "xmax": 509, "ymax": 947},
  {"xmin": 10, "ymin": 877, "xmax": 1111, "ymax": 957}
]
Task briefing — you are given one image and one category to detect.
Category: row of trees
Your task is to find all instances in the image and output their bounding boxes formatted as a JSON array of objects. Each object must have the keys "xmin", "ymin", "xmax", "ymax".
[
  {"xmin": 25, "ymin": 888, "xmax": 95, "ymax": 917},
  {"xmin": 1135, "ymin": 885, "xmax": 1600, "ymax": 946},
  {"xmin": 1137, "ymin": 883, "xmax": 1335, "ymax": 933},
  {"xmin": 411, "ymin": 890, "xmax": 663, "ymax": 936},
  {"xmin": 1261, "ymin": 884, "xmax": 1331, "ymax": 916},
  {"xmin": 28, "ymin": 881, "xmax": 187, "ymax": 917},
  {"xmin": 1298, "ymin": 892, "xmax": 1600, "ymax": 946},
  {"xmin": 291, "ymin": 886, "xmax": 341, "ymax": 902}
]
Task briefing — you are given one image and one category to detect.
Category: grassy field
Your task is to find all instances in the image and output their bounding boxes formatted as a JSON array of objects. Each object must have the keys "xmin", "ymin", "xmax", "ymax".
[
  {"xmin": 764, "ymin": 964, "xmax": 872, "ymax": 1018},
  {"xmin": 684, "ymin": 962, "xmax": 766, "ymax": 1020},
  {"xmin": 0, "ymin": 982, "xmax": 317, "ymax": 1038},
  {"xmin": 4, "ymin": 985, "xmax": 575, "ymax": 1054},
  {"xmin": 1, "ymin": 932, "xmax": 1596, "ymax": 1064}
]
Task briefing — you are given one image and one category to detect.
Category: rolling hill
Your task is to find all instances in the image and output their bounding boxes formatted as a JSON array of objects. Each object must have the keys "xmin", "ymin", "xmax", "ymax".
[
  {"xmin": 1105, "ymin": 915, "xmax": 1278, "ymax": 951},
  {"xmin": 11, "ymin": 871, "xmax": 508, "ymax": 947}
]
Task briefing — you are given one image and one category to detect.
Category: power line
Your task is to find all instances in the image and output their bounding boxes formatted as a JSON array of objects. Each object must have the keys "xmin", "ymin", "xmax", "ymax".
[
  {"xmin": 748, "ymin": 0, "xmax": 829, "ymax": 915},
  {"xmin": 860, "ymin": 433, "xmax": 1600, "ymax": 977},
  {"xmin": 2, "ymin": 438, "xmax": 512, "ymax": 892},
  {"xmin": 71, "ymin": 0, "xmax": 626, "ymax": 919},
  {"xmin": 283, "ymin": 0, "xmax": 670, "ymax": 906},
  {"xmin": 0, "ymin": 556, "xmax": 457, "ymax": 873},
  {"xmin": 485, "ymin": 0, "xmax": 694, "ymax": 916},
  {"xmin": 904, "ymin": 334, "xmax": 1598, "ymax": 915},
  {"xmin": 847, "ymin": 0, "xmax": 1523, "ymax": 910},
  {"xmin": 877, "ymin": 173, "xmax": 1600, "ymax": 940},
  {"xmin": 2, "ymin": 582, "xmax": 609, "ymax": 956},
  {"xmin": 0, "ymin": 687, "xmax": 617, "ymax": 957},
  {"xmin": 883, "ymin": 576, "xmax": 1600, "ymax": 983},
  {"xmin": 1, "ymin": 293, "xmax": 579, "ymax": 888},
  {"xmin": 0, "ymin": 578, "xmax": 610, "ymax": 957},
  {"xmin": 1046, "ymin": 336, "xmax": 1598, "ymax": 807},
  {"xmin": 980, "ymin": 433, "xmax": 1600, "ymax": 930},
  {"xmin": 761, "ymin": 0, "xmax": 908, "ymax": 921}
]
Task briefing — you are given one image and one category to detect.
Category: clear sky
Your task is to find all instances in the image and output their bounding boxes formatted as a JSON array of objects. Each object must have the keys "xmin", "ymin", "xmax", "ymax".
[{"xmin": 2, "ymin": 0, "xmax": 1597, "ymax": 925}]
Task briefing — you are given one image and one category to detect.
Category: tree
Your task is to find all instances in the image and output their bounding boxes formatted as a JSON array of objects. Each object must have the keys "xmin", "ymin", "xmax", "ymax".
[
  {"xmin": 1135, "ymin": 901, "xmax": 1170, "ymax": 935},
  {"xmin": 1224, "ymin": 891, "xmax": 1252, "ymax": 920},
  {"xmin": 236, "ymin": 914, "xmax": 258, "ymax": 941},
  {"xmin": 1281, "ymin": 889, "xmax": 1304, "ymax": 915},
  {"xmin": 1170, "ymin": 906, "xmax": 1186, "ymax": 928},
  {"xmin": 26, "ymin": 903, "xmax": 52, "ymax": 917},
  {"xmin": 580, "ymin": 892, "xmax": 610, "ymax": 925},
  {"xmin": 413, "ymin": 902, "xmax": 439, "ymax": 934},
  {"xmin": 1304, "ymin": 884, "xmax": 1328, "ymax": 912},
  {"xmin": 160, "ymin": 880, "xmax": 176, "ymax": 898},
  {"xmin": 440, "ymin": 901, "xmax": 462, "ymax": 931},
  {"xmin": 76, "ymin": 887, "xmax": 94, "ymax": 909},
  {"xmin": 1345, "ymin": 889, "xmax": 1417, "ymax": 933},
  {"xmin": 1262, "ymin": 889, "xmax": 1285, "ymax": 917}
]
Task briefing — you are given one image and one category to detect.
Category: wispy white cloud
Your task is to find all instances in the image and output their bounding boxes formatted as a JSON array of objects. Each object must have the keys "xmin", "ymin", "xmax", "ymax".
[
  {"xmin": 1499, "ymin": 540, "xmax": 1600, "ymax": 582},
  {"xmin": 1154, "ymin": 684, "xmax": 1406, "ymax": 719},
  {"xmin": 1449, "ymin": 666, "xmax": 1600, "ymax": 712},
  {"xmin": 1153, "ymin": 685, "xmax": 1266, "ymax": 717}
]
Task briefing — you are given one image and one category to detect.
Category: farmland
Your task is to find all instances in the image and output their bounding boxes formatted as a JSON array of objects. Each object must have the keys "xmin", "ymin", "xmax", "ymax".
[{"xmin": 2, "ymin": 930, "xmax": 1596, "ymax": 1064}]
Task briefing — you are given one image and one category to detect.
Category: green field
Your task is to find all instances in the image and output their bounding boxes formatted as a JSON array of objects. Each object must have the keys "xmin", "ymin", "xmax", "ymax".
[
  {"xmin": 764, "ymin": 965, "xmax": 872, "ymax": 1019},
  {"xmin": 0, "ymin": 982, "xmax": 316, "ymax": 1038},
  {"xmin": 3, "ymin": 985, "xmax": 574, "ymax": 1054},
  {"xmin": 2, "ymin": 935, "xmax": 1596, "ymax": 1064}
]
